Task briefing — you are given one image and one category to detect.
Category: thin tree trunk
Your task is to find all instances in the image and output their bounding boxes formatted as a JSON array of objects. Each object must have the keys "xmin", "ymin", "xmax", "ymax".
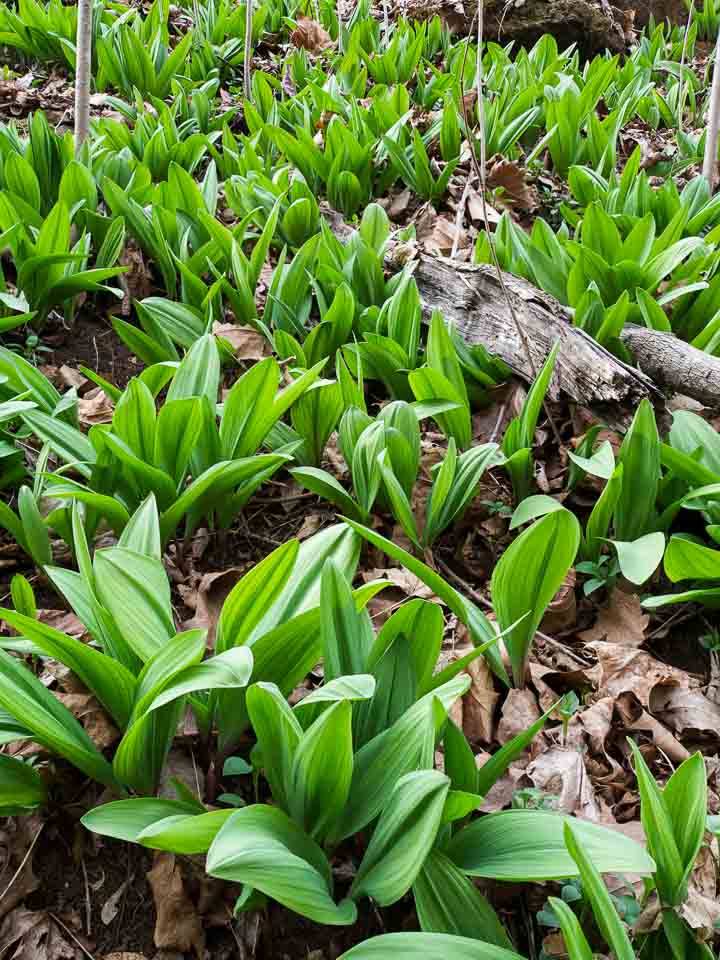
[
  {"xmin": 243, "ymin": 0, "xmax": 253, "ymax": 101},
  {"xmin": 74, "ymin": 0, "xmax": 93, "ymax": 156},
  {"xmin": 703, "ymin": 26, "xmax": 720, "ymax": 191}
]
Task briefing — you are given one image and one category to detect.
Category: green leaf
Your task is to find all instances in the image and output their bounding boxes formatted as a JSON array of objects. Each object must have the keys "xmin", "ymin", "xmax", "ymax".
[
  {"xmin": 413, "ymin": 850, "xmax": 513, "ymax": 949},
  {"xmin": 566, "ymin": 440, "xmax": 615, "ymax": 480},
  {"xmin": 206, "ymin": 805, "xmax": 357, "ymax": 925},
  {"xmin": 247, "ymin": 681, "xmax": 303, "ymax": 812},
  {"xmin": 342, "ymin": 519, "xmax": 508, "ymax": 684},
  {"xmin": 614, "ymin": 399, "xmax": 660, "ymax": 541},
  {"xmin": 491, "ymin": 510, "xmax": 580, "ymax": 686},
  {"xmin": 339, "ymin": 933, "xmax": 525, "ymax": 959},
  {"xmin": 147, "ymin": 648, "xmax": 254, "ymax": 712},
  {"xmin": 446, "ymin": 810, "xmax": 655, "ymax": 880},
  {"xmin": 94, "ymin": 547, "xmax": 175, "ymax": 661},
  {"xmin": 664, "ymin": 535, "xmax": 720, "ymax": 581},
  {"xmin": 509, "ymin": 495, "xmax": 563, "ymax": 530},
  {"xmin": 290, "ymin": 700, "xmax": 354, "ymax": 841},
  {"xmin": 331, "ymin": 676, "xmax": 469, "ymax": 842},
  {"xmin": 0, "ymin": 754, "xmax": 45, "ymax": 812},
  {"xmin": 563, "ymin": 821, "xmax": 634, "ymax": 960},
  {"xmin": 350, "ymin": 770, "xmax": 449, "ymax": 906},
  {"xmin": 0, "ymin": 648, "xmax": 118, "ymax": 789},
  {"xmin": 0, "ymin": 607, "xmax": 136, "ymax": 729},
  {"xmin": 610, "ymin": 532, "xmax": 665, "ymax": 584},
  {"xmin": 137, "ymin": 810, "xmax": 236, "ymax": 854},
  {"xmin": 81, "ymin": 797, "xmax": 202, "ymax": 843},
  {"xmin": 547, "ymin": 897, "xmax": 593, "ymax": 960}
]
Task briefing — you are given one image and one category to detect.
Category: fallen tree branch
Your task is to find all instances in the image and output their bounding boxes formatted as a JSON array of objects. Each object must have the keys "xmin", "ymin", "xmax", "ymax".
[
  {"xmin": 401, "ymin": 251, "xmax": 720, "ymax": 409},
  {"xmin": 322, "ymin": 204, "xmax": 720, "ymax": 408}
]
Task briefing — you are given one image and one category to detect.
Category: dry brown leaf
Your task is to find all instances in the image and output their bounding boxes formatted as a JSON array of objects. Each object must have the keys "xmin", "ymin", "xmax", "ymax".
[
  {"xmin": 362, "ymin": 567, "xmax": 435, "ymax": 600},
  {"xmin": 147, "ymin": 853, "xmax": 204, "ymax": 957},
  {"xmin": 526, "ymin": 745, "xmax": 602, "ymax": 819},
  {"xmin": 118, "ymin": 241, "xmax": 153, "ymax": 313},
  {"xmin": 679, "ymin": 845, "xmax": 720, "ymax": 936},
  {"xmin": 58, "ymin": 365, "xmax": 86, "ymax": 391},
  {"xmin": 587, "ymin": 641, "xmax": 686, "ymax": 707},
  {"xmin": 416, "ymin": 211, "xmax": 468, "ymax": 256},
  {"xmin": 0, "ymin": 909, "xmax": 84, "ymax": 960},
  {"xmin": 100, "ymin": 880, "xmax": 130, "ymax": 926},
  {"xmin": 36, "ymin": 610, "xmax": 87, "ymax": 639},
  {"xmin": 0, "ymin": 818, "xmax": 42, "ymax": 920},
  {"xmin": 297, "ymin": 513, "xmax": 323, "ymax": 540},
  {"xmin": 104, "ymin": 954, "xmax": 149, "ymax": 960},
  {"xmin": 78, "ymin": 387, "xmax": 114, "ymax": 426},
  {"xmin": 650, "ymin": 684, "xmax": 720, "ymax": 740},
  {"xmin": 496, "ymin": 688, "xmax": 541, "ymax": 744},
  {"xmin": 55, "ymin": 693, "xmax": 119, "ymax": 750},
  {"xmin": 487, "ymin": 159, "xmax": 538, "ymax": 211},
  {"xmin": 477, "ymin": 756, "xmax": 528, "ymax": 812},
  {"xmin": 461, "ymin": 654, "xmax": 499, "ymax": 743},
  {"xmin": 541, "ymin": 569, "xmax": 577, "ymax": 633},
  {"xmin": 182, "ymin": 567, "xmax": 244, "ymax": 647},
  {"xmin": 387, "ymin": 188, "xmax": 412, "ymax": 219},
  {"xmin": 615, "ymin": 691, "xmax": 690, "ymax": 764},
  {"xmin": 212, "ymin": 322, "xmax": 268, "ymax": 360},
  {"xmin": 290, "ymin": 16, "xmax": 333, "ymax": 52},
  {"xmin": 579, "ymin": 589, "xmax": 649, "ymax": 648}
]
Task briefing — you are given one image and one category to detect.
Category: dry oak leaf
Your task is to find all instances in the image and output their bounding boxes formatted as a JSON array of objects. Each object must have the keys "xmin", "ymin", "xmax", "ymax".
[
  {"xmin": 586, "ymin": 641, "xmax": 687, "ymax": 708},
  {"xmin": 0, "ymin": 817, "xmax": 42, "ymax": 920},
  {"xmin": 55, "ymin": 693, "xmax": 119, "ymax": 750},
  {"xmin": 147, "ymin": 852, "xmax": 204, "ymax": 957},
  {"xmin": 487, "ymin": 159, "xmax": 538, "ymax": 211},
  {"xmin": 182, "ymin": 567, "xmax": 245, "ymax": 647},
  {"xmin": 649, "ymin": 684, "xmax": 720, "ymax": 741},
  {"xmin": 496, "ymin": 688, "xmax": 541, "ymax": 745},
  {"xmin": 461, "ymin": 653, "xmax": 499, "ymax": 744},
  {"xmin": 291, "ymin": 16, "xmax": 333, "ymax": 52},
  {"xmin": 78, "ymin": 386, "xmax": 114, "ymax": 426},
  {"xmin": 212, "ymin": 322, "xmax": 268, "ymax": 360},
  {"xmin": 526, "ymin": 746, "xmax": 603, "ymax": 819},
  {"xmin": 579, "ymin": 589, "xmax": 649, "ymax": 648}
]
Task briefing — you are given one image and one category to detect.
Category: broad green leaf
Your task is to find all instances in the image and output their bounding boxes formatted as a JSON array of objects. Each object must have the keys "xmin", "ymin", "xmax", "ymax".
[
  {"xmin": 207, "ymin": 805, "xmax": 357, "ymax": 925},
  {"xmin": 0, "ymin": 754, "xmax": 45, "ymax": 812},
  {"xmin": 137, "ymin": 810, "xmax": 235, "ymax": 854},
  {"xmin": 290, "ymin": 700, "xmax": 354, "ymax": 840},
  {"xmin": 340, "ymin": 933, "xmax": 525, "ymax": 959},
  {"xmin": 351, "ymin": 770, "xmax": 449, "ymax": 906},
  {"xmin": 94, "ymin": 547, "xmax": 175, "ymax": 661},
  {"xmin": 664, "ymin": 535, "xmax": 720, "ymax": 581},
  {"xmin": 446, "ymin": 810, "xmax": 655, "ymax": 880},
  {"xmin": 413, "ymin": 850, "xmax": 513, "ymax": 949},
  {"xmin": 614, "ymin": 399, "xmax": 660, "ymax": 541},
  {"xmin": 0, "ymin": 648, "xmax": 118, "ymax": 788},
  {"xmin": 0, "ymin": 607, "xmax": 136, "ymax": 728},
  {"xmin": 491, "ymin": 510, "xmax": 580, "ymax": 686},
  {"xmin": 81, "ymin": 798, "xmax": 201, "ymax": 842},
  {"xmin": 611, "ymin": 532, "xmax": 665, "ymax": 585}
]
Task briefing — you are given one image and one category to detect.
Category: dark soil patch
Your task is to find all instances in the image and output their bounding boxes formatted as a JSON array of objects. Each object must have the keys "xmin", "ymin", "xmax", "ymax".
[{"xmin": 44, "ymin": 311, "xmax": 142, "ymax": 391}]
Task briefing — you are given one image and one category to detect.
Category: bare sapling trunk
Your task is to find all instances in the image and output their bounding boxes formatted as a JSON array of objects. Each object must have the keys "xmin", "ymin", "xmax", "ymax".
[
  {"xmin": 74, "ymin": 0, "xmax": 93, "ymax": 156},
  {"xmin": 703, "ymin": 24, "xmax": 720, "ymax": 191},
  {"xmin": 244, "ymin": 0, "xmax": 253, "ymax": 101}
]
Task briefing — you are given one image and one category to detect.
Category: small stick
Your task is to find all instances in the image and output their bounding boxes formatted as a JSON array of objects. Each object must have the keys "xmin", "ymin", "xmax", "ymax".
[
  {"xmin": 451, "ymin": 173, "xmax": 474, "ymax": 259},
  {"xmin": 48, "ymin": 913, "xmax": 97, "ymax": 960},
  {"xmin": 0, "ymin": 821, "xmax": 44, "ymax": 905},
  {"xmin": 678, "ymin": 1, "xmax": 694, "ymax": 132},
  {"xmin": 73, "ymin": 0, "xmax": 93, "ymax": 155},
  {"xmin": 243, "ymin": 0, "xmax": 253, "ymax": 102},
  {"xmin": 703, "ymin": 24, "xmax": 720, "ymax": 191}
]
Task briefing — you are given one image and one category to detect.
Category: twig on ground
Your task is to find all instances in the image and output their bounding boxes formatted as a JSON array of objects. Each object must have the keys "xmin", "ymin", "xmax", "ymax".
[{"xmin": 0, "ymin": 821, "xmax": 44, "ymax": 906}]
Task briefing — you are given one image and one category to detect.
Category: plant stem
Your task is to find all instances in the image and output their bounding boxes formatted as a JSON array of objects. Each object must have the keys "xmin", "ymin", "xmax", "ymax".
[{"xmin": 73, "ymin": 0, "xmax": 93, "ymax": 156}]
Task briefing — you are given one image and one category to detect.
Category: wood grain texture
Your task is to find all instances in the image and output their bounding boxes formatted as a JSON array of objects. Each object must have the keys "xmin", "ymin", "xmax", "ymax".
[{"xmin": 405, "ymin": 253, "xmax": 720, "ymax": 409}]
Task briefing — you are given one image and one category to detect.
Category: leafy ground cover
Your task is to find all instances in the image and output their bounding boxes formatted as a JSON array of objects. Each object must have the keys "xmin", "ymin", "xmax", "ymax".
[{"xmin": 0, "ymin": 1, "xmax": 719, "ymax": 958}]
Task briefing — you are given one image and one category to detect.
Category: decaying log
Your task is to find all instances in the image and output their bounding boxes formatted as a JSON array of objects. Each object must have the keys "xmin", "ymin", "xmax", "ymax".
[
  {"xmin": 403, "ymin": 252, "xmax": 720, "ymax": 409},
  {"xmin": 394, "ymin": 0, "xmax": 630, "ymax": 55}
]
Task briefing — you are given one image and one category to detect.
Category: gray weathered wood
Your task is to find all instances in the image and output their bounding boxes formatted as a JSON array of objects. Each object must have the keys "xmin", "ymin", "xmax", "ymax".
[{"xmin": 405, "ymin": 252, "xmax": 720, "ymax": 409}]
